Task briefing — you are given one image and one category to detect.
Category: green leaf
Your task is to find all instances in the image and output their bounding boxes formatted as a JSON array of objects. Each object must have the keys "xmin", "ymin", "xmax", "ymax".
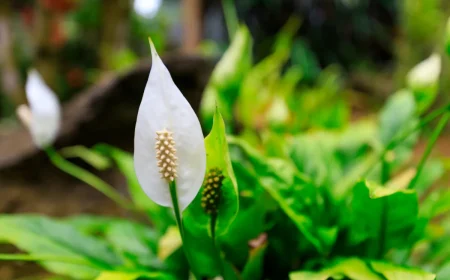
[
  {"xmin": 349, "ymin": 181, "xmax": 419, "ymax": 257},
  {"xmin": 59, "ymin": 145, "xmax": 112, "ymax": 170},
  {"xmin": 95, "ymin": 272, "xmax": 141, "ymax": 280},
  {"xmin": 183, "ymin": 228, "xmax": 223, "ymax": 278},
  {"xmin": 437, "ymin": 261, "xmax": 450, "ymax": 280},
  {"xmin": 291, "ymin": 39, "xmax": 321, "ymax": 82},
  {"xmin": 182, "ymin": 109, "xmax": 239, "ymax": 278},
  {"xmin": 158, "ymin": 228, "xmax": 189, "ymax": 280},
  {"xmin": 414, "ymin": 159, "xmax": 445, "ymax": 196},
  {"xmin": 200, "ymin": 25, "xmax": 253, "ymax": 131},
  {"xmin": 220, "ymin": 160, "xmax": 272, "ymax": 267},
  {"xmin": 242, "ymin": 243, "xmax": 267, "ymax": 280},
  {"xmin": 379, "ymin": 89, "xmax": 417, "ymax": 145},
  {"xmin": 238, "ymin": 50, "xmax": 289, "ymax": 128},
  {"xmin": 229, "ymin": 137, "xmax": 337, "ymax": 254},
  {"xmin": 273, "ymin": 17, "xmax": 301, "ymax": 57},
  {"xmin": 289, "ymin": 258, "xmax": 384, "ymax": 280},
  {"xmin": 378, "ymin": 90, "xmax": 419, "ymax": 173},
  {"xmin": 93, "ymin": 144, "xmax": 174, "ymax": 233},
  {"xmin": 104, "ymin": 220, "xmax": 161, "ymax": 269},
  {"xmin": 0, "ymin": 215, "xmax": 122, "ymax": 279},
  {"xmin": 421, "ymin": 188, "xmax": 450, "ymax": 218},
  {"xmin": 63, "ymin": 215, "xmax": 120, "ymax": 235},
  {"xmin": 289, "ymin": 132, "xmax": 343, "ymax": 187},
  {"xmin": 370, "ymin": 261, "xmax": 436, "ymax": 280},
  {"xmin": 184, "ymin": 108, "xmax": 239, "ymax": 237}
]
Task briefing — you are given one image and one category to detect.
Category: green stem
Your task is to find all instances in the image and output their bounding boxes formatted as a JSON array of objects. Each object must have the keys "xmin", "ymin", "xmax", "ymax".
[
  {"xmin": 210, "ymin": 213, "xmax": 217, "ymax": 241},
  {"xmin": 335, "ymin": 102, "xmax": 450, "ymax": 199},
  {"xmin": 407, "ymin": 112, "xmax": 450, "ymax": 189},
  {"xmin": 0, "ymin": 254, "xmax": 97, "ymax": 267},
  {"xmin": 169, "ymin": 181, "xmax": 185, "ymax": 238},
  {"xmin": 378, "ymin": 198, "xmax": 389, "ymax": 258},
  {"xmin": 45, "ymin": 147, "xmax": 134, "ymax": 211},
  {"xmin": 210, "ymin": 213, "xmax": 225, "ymax": 276},
  {"xmin": 169, "ymin": 181, "xmax": 200, "ymax": 280},
  {"xmin": 221, "ymin": 0, "xmax": 238, "ymax": 40},
  {"xmin": 366, "ymin": 102, "xmax": 450, "ymax": 176}
]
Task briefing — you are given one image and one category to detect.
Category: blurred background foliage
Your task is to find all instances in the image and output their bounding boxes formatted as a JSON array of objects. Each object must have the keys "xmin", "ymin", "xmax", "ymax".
[{"xmin": 1, "ymin": 0, "xmax": 449, "ymax": 120}]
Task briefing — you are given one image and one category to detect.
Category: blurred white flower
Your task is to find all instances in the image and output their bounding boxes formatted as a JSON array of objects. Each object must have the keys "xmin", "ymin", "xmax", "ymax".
[
  {"xmin": 17, "ymin": 69, "xmax": 61, "ymax": 149},
  {"xmin": 134, "ymin": 40, "xmax": 206, "ymax": 212},
  {"xmin": 133, "ymin": 0, "xmax": 161, "ymax": 18},
  {"xmin": 407, "ymin": 53, "xmax": 441, "ymax": 89}
]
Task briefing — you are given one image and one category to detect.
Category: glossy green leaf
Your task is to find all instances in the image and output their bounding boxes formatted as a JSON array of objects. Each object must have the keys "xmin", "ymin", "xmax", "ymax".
[
  {"xmin": 183, "ymin": 227, "xmax": 223, "ymax": 278},
  {"xmin": 184, "ymin": 108, "xmax": 239, "ymax": 237},
  {"xmin": 230, "ymin": 137, "xmax": 337, "ymax": 254},
  {"xmin": 370, "ymin": 261, "xmax": 436, "ymax": 280},
  {"xmin": 220, "ymin": 160, "xmax": 272, "ymax": 267},
  {"xmin": 289, "ymin": 258, "xmax": 384, "ymax": 280},
  {"xmin": 349, "ymin": 181, "xmax": 419, "ymax": 257},
  {"xmin": 0, "ymin": 215, "xmax": 122, "ymax": 279},
  {"xmin": 200, "ymin": 25, "xmax": 253, "ymax": 131},
  {"xmin": 93, "ymin": 144, "xmax": 174, "ymax": 232}
]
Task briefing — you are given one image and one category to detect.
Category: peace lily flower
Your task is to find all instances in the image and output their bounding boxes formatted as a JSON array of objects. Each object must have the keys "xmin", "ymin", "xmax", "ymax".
[
  {"xmin": 406, "ymin": 53, "xmax": 441, "ymax": 113},
  {"xmin": 134, "ymin": 40, "xmax": 206, "ymax": 212},
  {"xmin": 17, "ymin": 69, "xmax": 61, "ymax": 149},
  {"xmin": 407, "ymin": 53, "xmax": 441, "ymax": 89}
]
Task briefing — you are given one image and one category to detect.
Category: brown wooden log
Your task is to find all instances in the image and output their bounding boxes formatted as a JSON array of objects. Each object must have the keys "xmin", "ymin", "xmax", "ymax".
[{"xmin": 0, "ymin": 54, "xmax": 213, "ymax": 172}]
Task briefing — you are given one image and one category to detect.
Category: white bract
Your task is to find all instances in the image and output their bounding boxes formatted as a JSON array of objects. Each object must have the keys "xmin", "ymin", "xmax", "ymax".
[
  {"xmin": 134, "ymin": 40, "xmax": 206, "ymax": 212},
  {"xmin": 17, "ymin": 69, "xmax": 61, "ymax": 149},
  {"xmin": 407, "ymin": 53, "xmax": 441, "ymax": 89}
]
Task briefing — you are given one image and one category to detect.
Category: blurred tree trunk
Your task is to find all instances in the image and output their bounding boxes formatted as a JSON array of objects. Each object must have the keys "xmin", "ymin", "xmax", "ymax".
[
  {"xmin": 99, "ymin": 0, "xmax": 130, "ymax": 70},
  {"xmin": 0, "ymin": 1, "xmax": 25, "ymax": 107},
  {"xmin": 182, "ymin": 0, "xmax": 203, "ymax": 53}
]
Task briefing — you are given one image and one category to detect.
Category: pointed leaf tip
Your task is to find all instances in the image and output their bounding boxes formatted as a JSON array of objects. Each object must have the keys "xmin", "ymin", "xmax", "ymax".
[{"xmin": 148, "ymin": 37, "xmax": 158, "ymax": 58}]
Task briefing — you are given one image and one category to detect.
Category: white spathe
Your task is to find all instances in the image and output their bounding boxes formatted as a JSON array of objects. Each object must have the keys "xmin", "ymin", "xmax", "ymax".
[
  {"xmin": 20, "ymin": 69, "xmax": 61, "ymax": 149},
  {"xmin": 134, "ymin": 40, "xmax": 206, "ymax": 212},
  {"xmin": 407, "ymin": 53, "xmax": 441, "ymax": 88}
]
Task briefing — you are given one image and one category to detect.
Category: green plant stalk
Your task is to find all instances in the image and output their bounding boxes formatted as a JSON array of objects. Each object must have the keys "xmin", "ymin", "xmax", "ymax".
[
  {"xmin": 221, "ymin": 0, "xmax": 238, "ymax": 40},
  {"xmin": 408, "ymin": 112, "xmax": 450, "ymax": 190},
  {"xmin": 45, "ymin": 147, "xmax": 134, "ymax": 211},
  {"xmin": 169, "ymin": 181, "xmax": 185, "ymax": 238},
  {"xmin": 0, "ymin": 254, "xmax": 98, "ymax": 267},
  {"xmin": 369, "ymin": 102, "xmax": 450, "ymax": 175},
  {"xmin": 335, "ymin": 102, "xmax": 450, "ymax": 199},
  {"xmin": 209, "ymin": 213, "xmax": 225, "ymax": 276},
  {"xmin": 169, "ymin": 181, "xmax": 200, "ymax": 280}
]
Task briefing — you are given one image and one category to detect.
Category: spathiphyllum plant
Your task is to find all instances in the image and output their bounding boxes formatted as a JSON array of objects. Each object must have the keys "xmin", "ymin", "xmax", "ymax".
[
  {"xmin": 133, "ymin": 39, "xmax": 206, "ymax": 213},
  {"xmin": 133, "ymin": 39, "xmax": 208, "ymax": 277},
  {"xmin": 17, "ymin": 69, "xmax": 61, "ymax": 149}
]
